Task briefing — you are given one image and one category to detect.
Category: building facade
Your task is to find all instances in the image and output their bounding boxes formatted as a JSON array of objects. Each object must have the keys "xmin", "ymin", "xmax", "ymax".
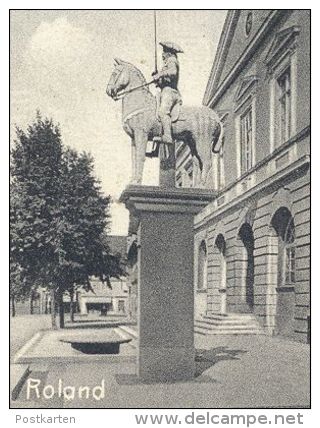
[
  {"xmin": 176, "ymin": 10, "xmax": 310, "ymax": 342},
  {"xmin": 77, "ymin": 276, "xmax": 130, "ymax": 317}
]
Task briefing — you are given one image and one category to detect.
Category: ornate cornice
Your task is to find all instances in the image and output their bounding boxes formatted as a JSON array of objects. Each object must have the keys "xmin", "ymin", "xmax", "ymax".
[
  {"xmin": 265, "ymin": 26, "xmax": 300, "ymax": 66},
  {"xmin": 204, "ymin": 10, "xmax": 289, "ymax": 108},
  {"xmin": 203, "ymin": 10, "xmax": 240, "ymax": 106},
  {"xmin": 235, "ymin": 75, "xmax": 259, "ymax": 104}
]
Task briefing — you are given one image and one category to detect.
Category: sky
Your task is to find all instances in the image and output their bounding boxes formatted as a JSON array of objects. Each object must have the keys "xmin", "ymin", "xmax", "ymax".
[{"xmin": 10, "ymin": 10, "xmax": 226, "ymax": 235}]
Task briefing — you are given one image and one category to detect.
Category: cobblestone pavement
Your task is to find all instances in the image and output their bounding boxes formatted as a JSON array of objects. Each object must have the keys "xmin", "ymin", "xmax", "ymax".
[{"xmin": 12, "ymin": 332, "xmax": 310, "ymax": 408}]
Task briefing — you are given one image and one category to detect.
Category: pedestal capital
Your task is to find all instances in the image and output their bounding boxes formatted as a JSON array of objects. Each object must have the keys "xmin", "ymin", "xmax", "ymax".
[{"xmin": 120, "ymin": 185, "xmax": 217, "ymax": 216}]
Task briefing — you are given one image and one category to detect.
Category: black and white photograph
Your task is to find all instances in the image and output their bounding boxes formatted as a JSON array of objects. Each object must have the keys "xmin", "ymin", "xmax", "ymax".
[{"xmin": 9, "ymin": 7, "xmax": 311, "ymax": 413}]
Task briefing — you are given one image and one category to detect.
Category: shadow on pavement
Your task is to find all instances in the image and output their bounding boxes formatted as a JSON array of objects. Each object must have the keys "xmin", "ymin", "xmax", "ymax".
[
  {"xmin": 114, "ymin": 346, "xmax": 248, "ymax": 385},
  {"xmin": 195, "ymin": 346, "xmax": 248, "ymax": 377}
]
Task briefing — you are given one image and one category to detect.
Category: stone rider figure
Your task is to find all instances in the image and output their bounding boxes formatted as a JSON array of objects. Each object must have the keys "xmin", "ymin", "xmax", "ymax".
[{"xmin": 148, "ymin": 41, "xmax": 183, "ymax": 157}]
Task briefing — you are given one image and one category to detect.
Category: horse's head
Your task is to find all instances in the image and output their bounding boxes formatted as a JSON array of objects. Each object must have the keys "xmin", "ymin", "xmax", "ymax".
[
  {"xmin": 106, "ymin": 58, "xmax": 147, "ymax": 101},
  {"xmin": 106, "ymin": 58, "xmax": 131, "ymax": 100}
]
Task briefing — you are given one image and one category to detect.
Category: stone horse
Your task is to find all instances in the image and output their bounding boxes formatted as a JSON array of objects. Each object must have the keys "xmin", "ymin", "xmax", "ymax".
[{"xmin": 106, "ymin": 58, "xmax": 223, "ymax": 187}]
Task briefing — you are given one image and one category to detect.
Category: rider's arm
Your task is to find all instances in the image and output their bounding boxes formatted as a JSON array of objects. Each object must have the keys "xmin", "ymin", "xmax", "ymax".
[{"xmin": 153, "ymin": 57, "xmax": 178, "ymax": 80}]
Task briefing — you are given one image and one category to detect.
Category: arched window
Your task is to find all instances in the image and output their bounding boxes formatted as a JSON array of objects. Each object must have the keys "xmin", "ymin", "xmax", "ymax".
[
  {"xmin": 271, "ymin": 208, "xmax": 296, "ymax": 287},
  {"xmin": 198, "ymin": 240, "xmax": 207, "ymax": 289},
  {"xmin": 270, "ymin": 207, "xmax": 296, "ymax": 337}
]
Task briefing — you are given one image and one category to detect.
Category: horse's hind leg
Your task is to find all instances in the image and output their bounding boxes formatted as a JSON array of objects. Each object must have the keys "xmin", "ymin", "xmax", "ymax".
[
  {"xmin": 196, "ymin": 136, "xmax": 212, "ymax": 188},
  {"xmin": 193, "ymin": 156, "xmax": 202, "ymax": 185},
  {"xmin": 184, "ymin": 135, "xmax": 201, "ymax": 178},
  {"xmin": 200, "ymin": 159, "xmax": 212, "ymax": 188},
  {"xmin": 180, "ymin": 134, "xmax": 211, "ymax": 188}
]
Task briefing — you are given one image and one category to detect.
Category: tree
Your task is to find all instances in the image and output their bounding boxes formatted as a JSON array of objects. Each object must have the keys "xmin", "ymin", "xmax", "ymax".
[
  {"xmin": 10, "ymin": 187, "xmax": 26, "ymax": 317},
  {"xmin": 10, "ymin": 114, "xmax": 126, "ymax": 328},
  {"xmin": 11, "ymin": 114, "xmax": 64, "ymax": 326},
  {"xmin": 10, "ymin": 192, "xmax": 45, "ymax": 318},
  {"xmin": 10, "ymin": 115, "xmax": 63, "ymax": 325},
  {"xmin": 52, "ymin": 148, "xmax": 126, "ymax": 327},
  {"xmin": 9, "ymin": 262, "xmax": 26, "ymax": 317}
]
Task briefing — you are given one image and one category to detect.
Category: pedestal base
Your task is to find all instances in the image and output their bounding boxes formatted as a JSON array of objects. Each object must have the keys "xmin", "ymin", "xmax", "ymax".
[{"xmin": 139, "ymin": 346, "xmax": 195, "ymax": 382}]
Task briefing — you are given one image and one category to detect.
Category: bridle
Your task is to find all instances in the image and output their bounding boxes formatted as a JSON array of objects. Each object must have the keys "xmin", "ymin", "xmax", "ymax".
[
  {"xmin": 110, "ymin": 65, "xmax": 154, "ymax": 101},
  {"xmin": 110, "ymin": 66, "xmax": 123, "ymax": 96}
]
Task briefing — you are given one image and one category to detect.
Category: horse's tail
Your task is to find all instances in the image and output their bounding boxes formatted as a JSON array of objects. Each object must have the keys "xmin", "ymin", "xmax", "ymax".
[{"xmin": 211, "ymin": 118, "xmax": 224, "ymax": 154}]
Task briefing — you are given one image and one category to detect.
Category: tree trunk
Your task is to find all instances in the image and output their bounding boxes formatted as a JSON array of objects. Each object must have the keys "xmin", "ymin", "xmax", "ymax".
[
  {"xmin": 50, "ymin": 289, "xmax": 57, "ymax": 330},
  {"xmin": 69, "ymin": 288, "xmax": 75, "ymax": 323},
  {"xmin": 44, "ymin": 293, "xmax": 48, "ymax": 314},
  {"xmin": 29, "ymin": 291, "xmax": 34, "ymax": 315},
  {"xmin": 11, "ymin": 296, "xmax": 16, "ymax": 317},
  {"xmin": 57, "ymin": 289, "xmax": 65, "ymax": 329}
]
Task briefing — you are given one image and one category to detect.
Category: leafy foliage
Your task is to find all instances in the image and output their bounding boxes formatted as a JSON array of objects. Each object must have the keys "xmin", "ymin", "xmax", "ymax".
[
  {"xmin": 10, "ymin": 115, "xmax": 63, "ymax": 287},
  {"xmin": 10, "ymin": 113, "xmax": 126, "ymax": 324}
]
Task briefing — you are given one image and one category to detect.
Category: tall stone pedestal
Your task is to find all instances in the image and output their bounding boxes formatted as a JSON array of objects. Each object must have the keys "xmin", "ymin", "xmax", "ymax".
[{"xmin": 121, "ymin": 186, "xmax": 215, "ymax": 382}]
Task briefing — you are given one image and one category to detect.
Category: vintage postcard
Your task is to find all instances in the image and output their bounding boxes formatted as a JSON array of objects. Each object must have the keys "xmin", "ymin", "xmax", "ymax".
[{"xmin": 9, "ymin": 8, "xmax": 311, "ymax": 414}]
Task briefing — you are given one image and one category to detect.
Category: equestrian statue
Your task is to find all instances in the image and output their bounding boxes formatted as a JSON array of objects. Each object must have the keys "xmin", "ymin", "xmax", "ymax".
[{"xmin": 106, "ymin": 41, "xmax": 224, "ymax": 187}]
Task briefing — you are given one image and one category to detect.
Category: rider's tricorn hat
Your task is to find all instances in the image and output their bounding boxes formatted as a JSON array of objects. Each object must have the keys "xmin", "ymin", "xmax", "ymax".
[{"xmin": 159, "ymin": 41, "xmax": 184, "ymax": 54}]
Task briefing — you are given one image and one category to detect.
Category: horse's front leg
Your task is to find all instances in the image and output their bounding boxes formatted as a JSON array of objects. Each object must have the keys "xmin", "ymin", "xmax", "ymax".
[
  {"xmin": 131, "ymin": 129, "xmax": 148, "ymax": 184},
  {"xmin": 131, "ymin": 139, "xmax": 137, "ymax": 183}
]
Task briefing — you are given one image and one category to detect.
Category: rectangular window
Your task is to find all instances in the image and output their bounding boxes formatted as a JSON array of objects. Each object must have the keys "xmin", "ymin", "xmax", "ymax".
[
  {"xmin": 240, "ymin": 107, "xmax": 253, "ymax": 174},
  {"xmin": 285, "ymin": 246, "xmax": 296, "ymax": 284},
  {"xmin": 118, "ymin": 299, "xmax": 125, "ymax": 313},
  {"xmin": 277, "ymin": 68, "xmax": 292, "ymax": 144}
]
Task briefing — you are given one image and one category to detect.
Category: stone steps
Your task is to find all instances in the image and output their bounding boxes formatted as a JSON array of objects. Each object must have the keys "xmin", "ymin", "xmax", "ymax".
[
  {"xmin": 202, "ymin": 313, "xmax": 255, "ymax": 321},
  {"xmin": 196, "ymin": 318, "xmax": 259, "ymax": 327},
  {"xmin": 194, "ymin": 313, "xmax": 265, "ymax": 336},
  {"xmin": 194, "ymin": 328, "xmax": 264, "ymax": 335},
  {"xmin": 195, "ymin": 321, "xmax": 261, "ymax": 329}
]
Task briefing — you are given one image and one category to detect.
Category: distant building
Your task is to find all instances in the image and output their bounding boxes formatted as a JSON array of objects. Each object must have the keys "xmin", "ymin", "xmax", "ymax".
[
  {"xmin": 175, "ymin": 10, "xmax": 310, "ymax": 342},
  {"xmin": 77, "ymin": 235, "xmax": 133, "ymax": 318},
  {"xmin": 27, "ymin": 235, "xmax": 134, "ymax": 319},
  {"xmin": 78, "ymin": 276, "xmax": 129, "ymax": 317}
]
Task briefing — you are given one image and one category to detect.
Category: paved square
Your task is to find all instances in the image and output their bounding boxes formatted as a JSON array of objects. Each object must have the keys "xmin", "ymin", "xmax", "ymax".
[{"xmin": 12, "ymin": 329, "xmax": 310, "ymax": 408}]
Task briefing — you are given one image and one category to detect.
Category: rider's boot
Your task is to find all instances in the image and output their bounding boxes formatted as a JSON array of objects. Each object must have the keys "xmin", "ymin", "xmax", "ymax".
[
  {"xmin": 146, "ymin": 140, "xmax": 161, "ymax": 158},
  {"xmin": 161, "ymin": 115, "xmax": 174, "ymax": 145}
]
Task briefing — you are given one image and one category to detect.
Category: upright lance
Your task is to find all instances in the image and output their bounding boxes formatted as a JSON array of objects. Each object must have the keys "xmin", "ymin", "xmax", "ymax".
[
  {"xmin": 154, "ymin": 10, "xmax": 158, "ymax": 74},
  {"xmin": 114, "ymin": 10, "xmax": 159, "ymax": 100}
]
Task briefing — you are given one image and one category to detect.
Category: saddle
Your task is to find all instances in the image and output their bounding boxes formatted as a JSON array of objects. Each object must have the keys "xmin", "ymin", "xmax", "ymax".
[
  {"xmin": 146, "ymin": 94, "xmax": 184, "ymax": 159},
  {"xmin": 155, "ymin": 92, "xmax": 184, "ymax": 123}
]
